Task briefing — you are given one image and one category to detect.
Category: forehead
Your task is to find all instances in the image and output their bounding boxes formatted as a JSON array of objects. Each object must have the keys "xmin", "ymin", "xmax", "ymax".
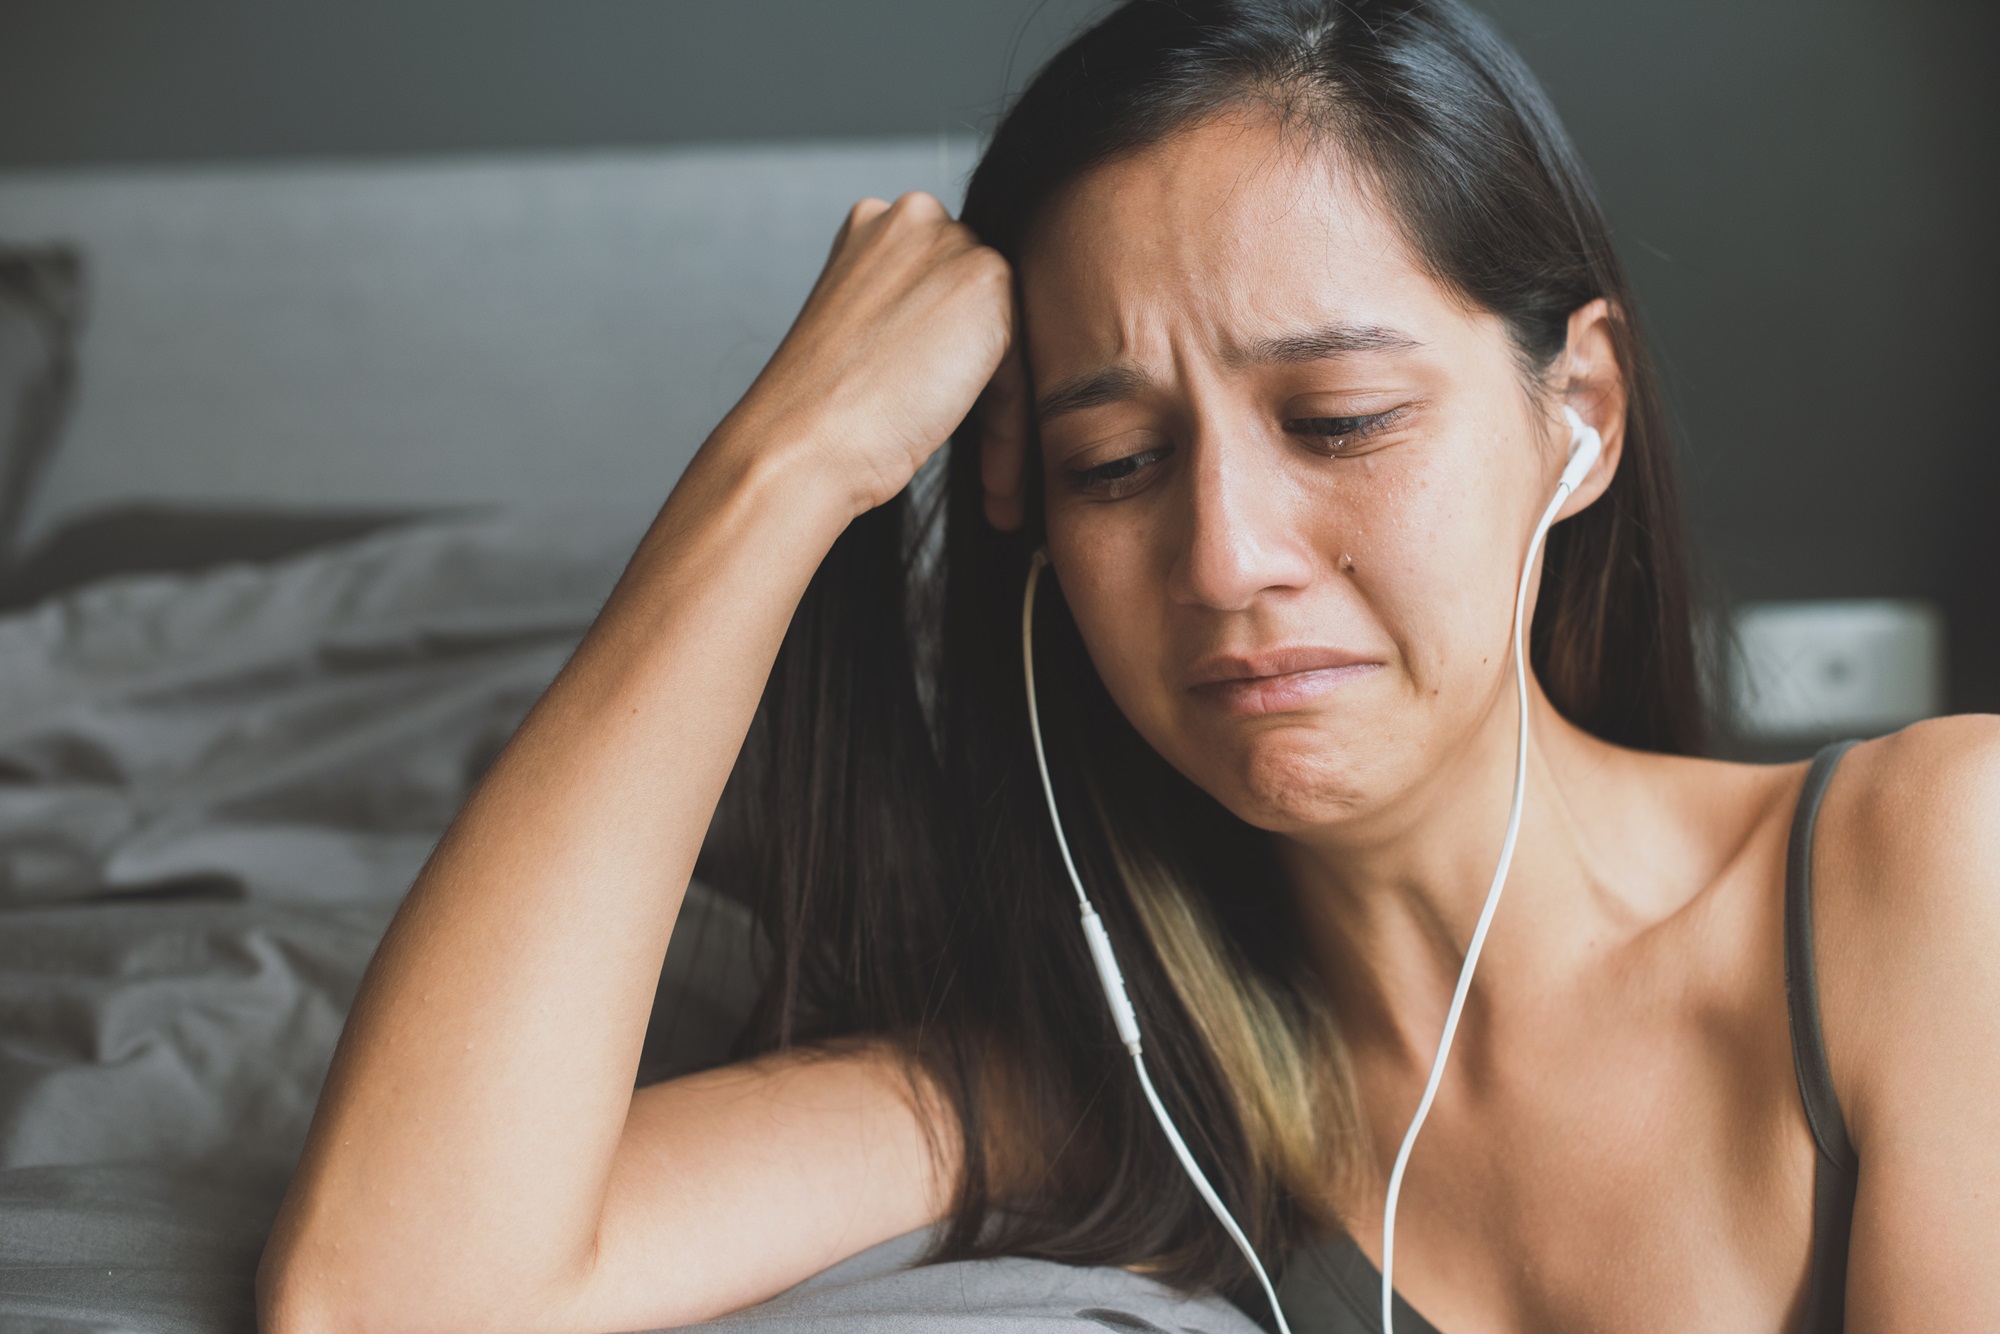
[{"xmin": 1017, "ymin": 111, "xmax": 1456, "ymax": 373}]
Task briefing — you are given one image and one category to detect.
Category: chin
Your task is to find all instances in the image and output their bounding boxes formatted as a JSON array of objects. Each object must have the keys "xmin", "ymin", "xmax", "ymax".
[{"xmin": 1210, "ymin": 722, "xmax": 1378, "ymax": 832}]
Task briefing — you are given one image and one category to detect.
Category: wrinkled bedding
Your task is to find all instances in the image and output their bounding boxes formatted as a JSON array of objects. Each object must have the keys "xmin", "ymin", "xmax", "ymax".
[{"xmin": 0, "ymin": 510, "xmax": 1263, "ymax": 1334}]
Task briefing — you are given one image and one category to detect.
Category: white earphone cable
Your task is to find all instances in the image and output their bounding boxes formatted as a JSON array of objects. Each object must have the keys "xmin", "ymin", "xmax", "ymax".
[
  {"xmin": 1378, "ymin": 417, "xmax": 1591, "ymax": 1333},
  {"xmin": 1022, "ymin": 551, "xmax": 1295, "ymax": 1334}
]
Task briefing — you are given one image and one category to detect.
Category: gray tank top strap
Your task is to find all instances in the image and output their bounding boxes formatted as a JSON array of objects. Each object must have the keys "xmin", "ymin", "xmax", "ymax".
[{"xmin": 1785, "ymin": 739, "xmax": 1859, "ymax": 1333}]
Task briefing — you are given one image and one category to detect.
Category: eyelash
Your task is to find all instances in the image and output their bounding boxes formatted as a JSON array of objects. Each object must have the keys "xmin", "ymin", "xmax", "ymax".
[
  {"xmin": 1283, "ymin": 410, "xmax": 1398, "ymax": 454},
  {"xmin": 1065, "ymin": 410, "xmax": 1398, "ymax": 498},
  {"xmin": 1068, "ymin": 446, "xmax": 1172, "ymax": 498}
]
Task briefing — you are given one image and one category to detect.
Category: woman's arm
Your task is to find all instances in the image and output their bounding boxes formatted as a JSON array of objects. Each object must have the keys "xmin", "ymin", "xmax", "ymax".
[
  {"xmin": 1816, "ymin": 716, "xmax": 2000, "ymax": 1329},
  {"xmin": 257, "ymin": 191, "xmax": 1013, "ymax": 1334}
]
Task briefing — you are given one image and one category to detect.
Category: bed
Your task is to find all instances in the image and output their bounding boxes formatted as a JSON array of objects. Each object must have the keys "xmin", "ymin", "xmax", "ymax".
[
  {"xmin": 0, "ymin": 507, "xmax": 681, "ymax": 1329},
  {"xmin": 0, "ymin": 143, "xmax": 1272, "ymax": 1333}
]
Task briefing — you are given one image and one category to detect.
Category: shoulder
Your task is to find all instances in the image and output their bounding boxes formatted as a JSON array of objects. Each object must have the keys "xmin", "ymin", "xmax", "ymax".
[
  {"xmin": 1811, "ymin": 718, "xmax": 2000, "ymax": 1312},
  {"xmin": 1818, "ymin": 715, "xmax": 2000, "ymax": 924},
  {"xmin": 1841, "ymin": 711, "xmax": 2000, "ymax": 812},
  {"xmin": 1809, "ymin": 715, "xmax": 2000, "ymax": 1143}
]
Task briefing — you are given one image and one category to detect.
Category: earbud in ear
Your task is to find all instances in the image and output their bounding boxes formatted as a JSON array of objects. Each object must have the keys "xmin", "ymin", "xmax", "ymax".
[{"xmin": 1559, "ymin": 406, "xmax": 1603, "ymax": 496}]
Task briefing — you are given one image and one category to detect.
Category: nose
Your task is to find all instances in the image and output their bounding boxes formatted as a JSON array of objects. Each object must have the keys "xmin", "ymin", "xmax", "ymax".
[{"xmin": 1163, "ymin": 425, "xmax": 1315, "ymax": 611}]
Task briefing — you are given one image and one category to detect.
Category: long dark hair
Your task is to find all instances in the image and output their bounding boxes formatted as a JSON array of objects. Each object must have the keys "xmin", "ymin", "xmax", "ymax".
[{"xmin": 707, "ymin": 0, "xmax": 1703, "ymax": 1295}]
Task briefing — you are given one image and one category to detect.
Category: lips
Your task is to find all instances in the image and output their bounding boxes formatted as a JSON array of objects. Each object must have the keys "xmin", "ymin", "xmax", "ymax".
[{"xmin": 1185, "ymin": 645, "xmax": 1383, "ymax": 716}]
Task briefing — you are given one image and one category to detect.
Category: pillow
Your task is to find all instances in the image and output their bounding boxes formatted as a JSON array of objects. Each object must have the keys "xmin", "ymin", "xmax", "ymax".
[{"xmin": 0, "ymin": 244, "xmax": 82, "ymax": 557}]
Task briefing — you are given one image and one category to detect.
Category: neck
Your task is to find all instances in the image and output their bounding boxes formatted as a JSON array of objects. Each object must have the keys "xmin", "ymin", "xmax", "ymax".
[{"xmin": 1278, "ymin": 682, "xmax": 1632, "ymax": 1064}]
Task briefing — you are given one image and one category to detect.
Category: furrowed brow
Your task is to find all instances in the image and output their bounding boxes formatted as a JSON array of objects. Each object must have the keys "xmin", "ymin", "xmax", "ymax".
[
  {"xmin": 1034, "ymin": 325, "xmax": 1419, "ymax": 421},
  {"xmin": 1230, "ymin": 322, "xmax": 1423, "ymax": 367},
  {"xmin": 1035, "ymin": 365, "xmax": 1152, "ymax": 423}
]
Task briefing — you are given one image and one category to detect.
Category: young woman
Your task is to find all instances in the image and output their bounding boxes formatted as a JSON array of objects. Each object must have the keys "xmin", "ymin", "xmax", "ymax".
[{"xmin": 258, "ymin": 2, "xmax": 2000, "ymax": 1331}]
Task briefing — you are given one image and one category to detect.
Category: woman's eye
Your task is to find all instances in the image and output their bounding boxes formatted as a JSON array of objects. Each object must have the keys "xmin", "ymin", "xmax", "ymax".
[
  {"xmin": 1067, "ymin": 445, "xmax": 1172, "ymax": 498},
  {"xmin": 1284, "ymin": 411, "xmax": 1395, "ymax": 455}
]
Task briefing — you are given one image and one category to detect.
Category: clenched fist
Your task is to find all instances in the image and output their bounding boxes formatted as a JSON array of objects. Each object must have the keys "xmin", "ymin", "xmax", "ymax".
[{"xmin": 713, "ymin": 192, "xmax": 1022, "ymax": 524}]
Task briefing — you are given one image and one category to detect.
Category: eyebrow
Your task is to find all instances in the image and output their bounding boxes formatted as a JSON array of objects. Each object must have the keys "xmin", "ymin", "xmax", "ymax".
[
  {"xmin": 1229, "ymin": 322, "xmax": 1423, "ymax": 366},
  {"xmin": 1034, "ymin": 321, "xmax": 1422, "ymax": 423},
  {"xmin": 1035, "ymin": 365, "xmax": 1152, "ymax": 423}
]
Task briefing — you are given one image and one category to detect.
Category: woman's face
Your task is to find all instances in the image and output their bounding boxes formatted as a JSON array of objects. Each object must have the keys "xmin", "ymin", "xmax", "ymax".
[{"xmin": 1022, "ymin": 111, "xmax": 1588, "ymax": 837}]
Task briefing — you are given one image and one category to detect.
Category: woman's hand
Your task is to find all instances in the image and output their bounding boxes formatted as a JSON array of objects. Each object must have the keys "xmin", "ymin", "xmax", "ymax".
[{"xmin": 717, "ymin": 191, "xmax": 1017, "ymax": 522}]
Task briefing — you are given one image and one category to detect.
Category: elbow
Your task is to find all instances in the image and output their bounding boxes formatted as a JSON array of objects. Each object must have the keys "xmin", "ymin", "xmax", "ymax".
[
  {"xmin": 256, "ymin": 1244, "xmax": 348, "ymax": 1334},
  {"xmin": 256, "ymin": 1218, "xmax": 586, "ymax": 1334},
  {"xmin": 256, "ymin": 1228, "xmax": 443, "ymax": 1334},
  {"xmin": 256, "ymin": 1218, "xmax": 401, "ymax": 1334}
]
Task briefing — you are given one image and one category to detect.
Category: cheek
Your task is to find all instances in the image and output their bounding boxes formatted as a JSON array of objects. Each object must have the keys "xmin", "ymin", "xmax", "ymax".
[
  {"xmin": 1044, "ymin": 520, "xmax": 1165, "ymax": 705},
  {"xmin": 1345, "ymin": 448, "xmax": 1523, "ymax": 695},
  {"xmin": 1041, "ymin": 509, "xmax": 1210, "ymax": 786}
]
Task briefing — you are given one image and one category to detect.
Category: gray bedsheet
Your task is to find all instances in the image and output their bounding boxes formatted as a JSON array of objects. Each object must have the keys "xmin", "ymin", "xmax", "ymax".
[
  {"xmin": 0, "ymin": 510, "xmax": 1265, "ymax": 1334},
  {"xmin": 704, "ymin": 1227, "xmax": 1262, "ymax": 1334}
]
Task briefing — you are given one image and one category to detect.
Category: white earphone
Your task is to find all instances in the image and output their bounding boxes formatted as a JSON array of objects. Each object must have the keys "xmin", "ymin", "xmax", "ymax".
[{"xmin": 1020, "ymin": 407, "xmax": 1602, "ymax": 1334}]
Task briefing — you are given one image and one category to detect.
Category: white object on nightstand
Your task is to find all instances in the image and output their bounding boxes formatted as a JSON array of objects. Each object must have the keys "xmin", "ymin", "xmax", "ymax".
[{"xmin": 1731, "ymin": 599, "xmax": 1945, "ymax": 740}]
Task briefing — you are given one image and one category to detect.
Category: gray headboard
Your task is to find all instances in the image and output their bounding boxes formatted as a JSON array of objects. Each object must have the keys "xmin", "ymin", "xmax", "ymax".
[{"xmin": 0, "ymin": 135, "xmax": 976, "ymax": 550}]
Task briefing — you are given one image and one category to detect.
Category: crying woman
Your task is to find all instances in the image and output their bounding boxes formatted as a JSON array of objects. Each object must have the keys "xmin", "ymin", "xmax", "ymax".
[{"xmin": 259, "ymin": 3, "xmax": 2000, "ymax": 1332}]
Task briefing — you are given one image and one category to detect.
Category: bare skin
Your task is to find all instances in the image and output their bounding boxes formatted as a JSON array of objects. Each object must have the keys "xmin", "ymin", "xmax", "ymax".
[{"xmin": 259, "ymin": 112, "xmax": 2000, "ymax": 1334}]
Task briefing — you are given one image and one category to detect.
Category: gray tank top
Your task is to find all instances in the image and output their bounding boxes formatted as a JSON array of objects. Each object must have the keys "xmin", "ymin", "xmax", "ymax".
[{"xmin": 1273, "ymin": 741, "xmax": 1858, "ymax": 1333}]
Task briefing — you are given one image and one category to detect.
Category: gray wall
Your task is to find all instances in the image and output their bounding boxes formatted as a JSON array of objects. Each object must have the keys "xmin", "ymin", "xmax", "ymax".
[
  {"xmin": 4, "ymin": 0, "xmax": 1996, "ymax": 710},
  {"xmin": 0, "ymin": 2, "xmax": 1109, "ymax": 163}
]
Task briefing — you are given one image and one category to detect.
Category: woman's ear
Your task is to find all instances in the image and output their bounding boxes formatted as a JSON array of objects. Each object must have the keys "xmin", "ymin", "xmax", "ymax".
[
  {"xmin": 978, "ymin": 312, "xmax": 1031, "ymax": 532},
  {"xmin": 1556, "ymin": 297, "xmax": 1627, "ymax": 519}
]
